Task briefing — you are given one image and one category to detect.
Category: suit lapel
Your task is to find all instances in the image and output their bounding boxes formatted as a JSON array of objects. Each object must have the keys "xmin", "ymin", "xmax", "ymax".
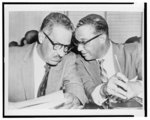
[
  {"xmin": 113, "ymin": 54, "xmax": 122, "ymax": 73},
  {"xmin": 84, "ymin": 60, "xmax": 102, "ymax": 84},
  {"xmin": 112, "ymin": 42, "xmax": 125, "ymax": 74},
  {"xmin": 46, "ymin": 61, "xmax": 64, "ymax": 94}
]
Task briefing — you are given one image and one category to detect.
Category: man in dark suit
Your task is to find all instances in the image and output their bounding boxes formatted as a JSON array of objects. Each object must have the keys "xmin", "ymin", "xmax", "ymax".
[
  {"xmin": 9, "ymin": 12, "xmax": 88, "ymax": 108},
  {"xmin": 74, "ymin": 14, "xmax": 142, "ymax": 107}
]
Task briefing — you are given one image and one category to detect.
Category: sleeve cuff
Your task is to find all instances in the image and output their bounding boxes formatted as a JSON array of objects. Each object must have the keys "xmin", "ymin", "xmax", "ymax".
[{"xmin": 91, "ymin": 83, "xmax": 107, "ymax": 106}]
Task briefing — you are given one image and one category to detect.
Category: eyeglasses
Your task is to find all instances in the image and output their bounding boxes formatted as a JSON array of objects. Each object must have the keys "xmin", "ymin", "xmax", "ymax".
[
  {"xmin": 73, "ymin": 33, "xmax": 102, "ymax": 47},
  {"xmin": 43, "ymin": 31, "xmax": 73, "ymax": 53}
]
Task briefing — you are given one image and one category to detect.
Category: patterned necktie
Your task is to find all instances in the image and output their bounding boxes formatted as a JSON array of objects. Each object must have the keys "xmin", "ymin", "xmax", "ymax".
[
  {"xmin": 37, "ymin": 64, "xmax": 50, "ymax": 97},
  {"xmin": 98, "ymin": 59, "xmax": 111, "ymax": 109},
  {"xmin": 98, "ymin": 59, "xmax": 108, "ymax": 83}
]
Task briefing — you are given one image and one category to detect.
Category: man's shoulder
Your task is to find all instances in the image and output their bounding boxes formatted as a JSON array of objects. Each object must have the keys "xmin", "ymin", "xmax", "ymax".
[
  {"xmin": 124, "ymin": 42, "xmax": 140, "ymax": 51},
  {"xmin": 63, "ymin": 52, "xmax": 76, "ymax": 59},
  {"xmin": 112, "ymin": 41, "xmax": 141, "ymax": 54},
  {"xmin": 76, "ymin": 54, "xmax": 86, "ymax": 62},
  {"xmin": 9, "ymin": 46, "xmax": 27, "ymax": 54},
  {"xmin": 61, "ymin": 52, "xmax": 90, "ymax": 65},
  {"xmin": 9, "ymin": 43, "xmax": 35, "ymax": 61},
  {"xmin": 61, "ymin": 52, "xmax": 77, "ymax": 64},
  {"xmin": 9, "ymin": 46, "xmax": 24, "ymax": 59},
  {"xmin": 123, "ymin": 42, "xmax": 142, "ymax": 59}
]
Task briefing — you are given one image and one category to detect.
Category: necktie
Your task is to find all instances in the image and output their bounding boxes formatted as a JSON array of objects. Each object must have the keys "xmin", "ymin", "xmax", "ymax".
[
  {"xmin": 37, "ymin": 64, "xmax": 50, "ymax": 97},
  {"xmin": 98, "ymin": 59, "xmax": 111, "ymax": 108},
  {"xmin": 98, "ymin": 59, "xmax": 108, "ymax": 83}
]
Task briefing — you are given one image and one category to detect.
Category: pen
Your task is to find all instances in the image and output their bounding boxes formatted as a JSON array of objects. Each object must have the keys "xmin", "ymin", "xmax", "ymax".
[
  {"xmin": 114, "ymin": 55, "xmax": 122, "ymax": 73},
  {"xmin": 130, "ymin": 76, "xmax": 138, "ymax": 81},
  {"xmin": 54, "ymin": 103, "xmax": 65, "ymax": 109}
]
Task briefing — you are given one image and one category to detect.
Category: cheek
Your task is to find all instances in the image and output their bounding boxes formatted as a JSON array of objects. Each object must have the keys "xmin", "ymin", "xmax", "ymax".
[
  {"xmin": 85, "ymin": 42, "xmax": 105, "ymax": 59},
  {"xmin": 95, "ymin": 43, "xmax": 105, "ymax": 58},
  {"xmin": 83, "ymin": 46, "xmax": 96, "ymax": 60},
  {"xmin": 42, "ymin": 42, "xmax": 54, "ymax": 59},
  {"xmin": 85, "ymin": 42, "xmax": 99, "ymax": 57}
]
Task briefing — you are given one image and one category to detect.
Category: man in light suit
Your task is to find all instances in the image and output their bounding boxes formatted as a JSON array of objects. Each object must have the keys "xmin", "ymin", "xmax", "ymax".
[
  {"xmin": 74, "ymin": 14, "xmax": 142, "ymax": 107},
  {"xmin": 9, "ymin": 12, "xmax": 88, "ymax": 108}
]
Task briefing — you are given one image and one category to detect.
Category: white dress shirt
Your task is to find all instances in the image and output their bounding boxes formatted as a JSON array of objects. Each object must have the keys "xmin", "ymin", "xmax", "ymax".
[
  {"xmin": 91, "ymin": 42, "xmax": 116, "ymax": 105},
  {"xmin": 33, "ymin": 43, "xmax": 45, "ymax": 98}
]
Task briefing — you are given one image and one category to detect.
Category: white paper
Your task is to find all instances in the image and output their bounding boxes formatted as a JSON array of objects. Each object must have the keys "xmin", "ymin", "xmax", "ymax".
[{"xmin": 8, "ymin": 90, "xmax": 65, "ymax": 109}]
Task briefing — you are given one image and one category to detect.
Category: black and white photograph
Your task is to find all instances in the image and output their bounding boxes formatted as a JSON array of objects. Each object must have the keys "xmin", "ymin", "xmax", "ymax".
[{"xmin": 3, "ymin": 2, "xmax": 146, "ymax": 117}]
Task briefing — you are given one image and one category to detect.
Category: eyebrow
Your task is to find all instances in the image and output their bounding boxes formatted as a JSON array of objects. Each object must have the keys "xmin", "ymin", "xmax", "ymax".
[
  {"xmin": 43, "ymin": 31, "xmax": 62, "ymax": 45},
  {"xmin": 44, "ymin": 31, "xmax": 72, "ymax": 46},
  {"xmin": 80, "ymin": 37, "xmax": 90, "ymax": 42},
  {"xmin": 54, "ymin": 38, "xmax": 70, "ymax": 46}
]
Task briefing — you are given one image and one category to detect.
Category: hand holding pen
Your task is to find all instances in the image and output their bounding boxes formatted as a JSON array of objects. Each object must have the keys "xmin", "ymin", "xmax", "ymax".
[{"xmin": 103, "ymin": 55, "xmax": 138, "ymax": 101}]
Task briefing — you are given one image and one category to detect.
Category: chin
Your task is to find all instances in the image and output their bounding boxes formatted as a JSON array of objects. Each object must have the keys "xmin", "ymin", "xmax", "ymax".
[
  {"xmin": 83, "ymin": 55, "xmax": 94, "ymax": 61},
  {"xmin": 47, "ymin": 60, "xmax": 59, "ymax": 66}
]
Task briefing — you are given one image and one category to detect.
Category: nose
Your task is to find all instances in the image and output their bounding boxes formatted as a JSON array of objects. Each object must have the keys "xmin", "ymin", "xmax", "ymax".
[
  {"xmin": 77, "ymin": 44, "xmax": 84, "ymax": 52},
  {"xmin": 56, "ymin": 47, "xmax": 66, "ymax": 57}
]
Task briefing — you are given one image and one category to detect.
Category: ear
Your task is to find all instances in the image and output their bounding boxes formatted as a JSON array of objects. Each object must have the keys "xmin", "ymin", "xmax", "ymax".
[
  {"xmin": 98, "ymin": 34, "xmax": 107, "ymax": 44},
  {"xmin": 38, "ymin": 31, "xmax": 45, "ymax": 44}
]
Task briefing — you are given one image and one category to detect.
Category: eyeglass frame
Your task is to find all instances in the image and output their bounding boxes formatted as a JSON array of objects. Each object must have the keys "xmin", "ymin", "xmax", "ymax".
[
  {"xmin": 74, "ymin": 33, "xmax": 103, "ymax": 47},
  {"xmin": 42, "ymin": 31, "xmax": 73, "ymax": 53}
]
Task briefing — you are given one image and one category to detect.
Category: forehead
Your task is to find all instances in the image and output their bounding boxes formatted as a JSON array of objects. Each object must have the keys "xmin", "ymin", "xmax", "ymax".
[
  {"xmin": 50, "ymin": 25, "xmax": 72, "ymax": 44},
  {"xmin": 75, "ymin": 25, "xmax": 95, "ymax": 37}
]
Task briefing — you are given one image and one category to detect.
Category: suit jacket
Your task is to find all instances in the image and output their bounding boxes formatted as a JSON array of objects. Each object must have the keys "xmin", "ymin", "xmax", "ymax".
[
  {"xmin": 76, "ymin": 41, "xmax": 142, "ymax": 100},
  {"xmin": 9, "ymin": 43, "xmax": 88, "ymax": 104}
]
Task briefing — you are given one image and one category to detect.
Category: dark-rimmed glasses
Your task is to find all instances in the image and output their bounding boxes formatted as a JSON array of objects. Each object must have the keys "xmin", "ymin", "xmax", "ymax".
[
  {"xmin": 43, "ymin": 31, "xmax": 73, "ymax": 53},
  {"xmin": 73, "ymin": 33, "xmax": 102, "ymax": 47}
]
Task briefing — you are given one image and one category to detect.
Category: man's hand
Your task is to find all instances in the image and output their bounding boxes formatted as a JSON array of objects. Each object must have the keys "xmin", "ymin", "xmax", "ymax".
[
  {"xmin": 104, "ymin": 72, "xmax": 128, "ymax": 99},
  {"xmin": 126, "ymin": 81, "xmax": 142, "ymax": 99},
  {"xmin": 103, "ymin": 72, "xmax": 141, "ymax": 100},
  {"xmin": 56, "ymin": 93, "xmax": 83, "ymax": 109}
]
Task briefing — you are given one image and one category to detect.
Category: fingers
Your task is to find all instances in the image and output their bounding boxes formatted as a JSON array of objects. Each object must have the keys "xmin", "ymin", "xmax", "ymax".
[
  {"xmin": 116, "ymin": 72, "xmax": 128, "ymax": 83},
  {"xmin": 107, "ymin": 84, "xmax": 127, "ymax": 99},
  {"xmin": 57, "ymin": 103, "xmax": 74, "ymax": 109},
  {"xmin": 114, "ymin": 79, "xmax": 128, "ymax": 91},
  {"xmin": 73, "ymin": 97, "xmax": 80, "ymax": 106},
  {"xmin": 107, "ymin": 87, "xmax": 127, "ymax": 99},
  {"xmin": 62, "ymin": 93, "xmax": 82, "ymax": 109},
  {"xmin": 106, "ymin": 73, "xmax": 129, "ymax": 99},
  {"xmin": 114, "ymin": 86, "xmax": 127, "ymax": 97},
  {"xmin": 54, "ymin": 103, "xmax": 65, "ymax": 109},
  {"xmin": 64, "ymin": 93, "xmax": 74, "ymax": 104}
]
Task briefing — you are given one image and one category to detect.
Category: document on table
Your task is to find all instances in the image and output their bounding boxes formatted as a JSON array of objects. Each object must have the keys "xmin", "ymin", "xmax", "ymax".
[{"xmin": 9, "ymin": 90, "xmax": 65, "ymax": 109}]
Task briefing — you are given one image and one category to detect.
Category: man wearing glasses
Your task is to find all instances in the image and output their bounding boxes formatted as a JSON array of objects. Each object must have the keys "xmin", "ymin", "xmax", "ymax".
[
  {"xmin": 9, "ymin": 12, "xmax": 88, "ymax": 108},
  {"xmin": 74, "ymin": 14, "xmax": 142, "ymax": 108}
]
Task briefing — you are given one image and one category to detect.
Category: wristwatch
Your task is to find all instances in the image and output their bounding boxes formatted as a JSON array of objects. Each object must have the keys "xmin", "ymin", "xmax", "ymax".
[{"xmin": 100, "ymin": 83, "xmax": 110, "ymax": 98}]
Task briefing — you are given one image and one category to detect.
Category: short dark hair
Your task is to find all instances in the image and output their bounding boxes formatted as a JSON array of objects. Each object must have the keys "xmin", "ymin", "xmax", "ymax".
[
  {"xmin": 40, "ymin": 12, "xmax": 74, "ymax": 32},
  {"xmin": 125, "ymin": 36, "xmax": 141, "ymax": 44},
  {"xmin": 20, "ymin": 30, "xmax": 38, "ymax": 46},
  {"xmin": 25, "ymin": 30, "xmax": 38, "ymax": 44},
  {"xmin": 76, "ymin": 14, "xmax": 109, "ymax": 35},
  {"xmin": 9, "ymin": 41, "xmax": 18, "ymax": 47}
]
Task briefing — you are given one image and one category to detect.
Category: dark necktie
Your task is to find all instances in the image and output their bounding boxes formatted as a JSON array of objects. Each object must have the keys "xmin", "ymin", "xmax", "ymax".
[{"xmin": 37, "ymin": 64, "xmax": 50, "ymax": 97}]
